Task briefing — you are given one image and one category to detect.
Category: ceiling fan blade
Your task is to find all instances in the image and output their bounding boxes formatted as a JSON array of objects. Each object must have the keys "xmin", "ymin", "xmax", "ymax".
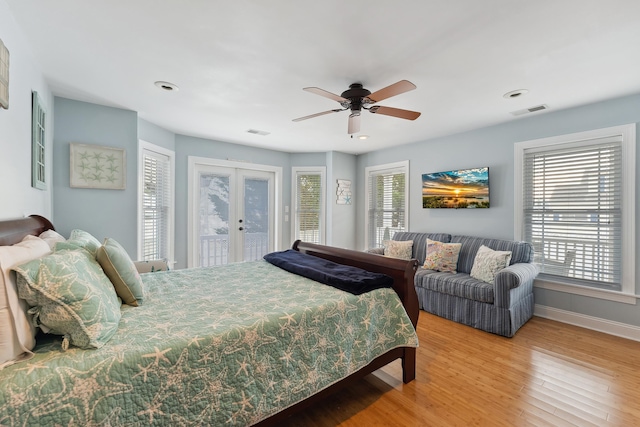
[
  {"xmin": 370, "ymin": 106, "xmax": 421, "ymax": 120},
  {"xmin": 348, "ymin": 113, "xmax": 361, "ymax": 134},
  {"xmin": 292, "ymin": 109, "xmax": 343, "ymax": 122},
  {"xmin": 303, "ymin": 87, "xmax": 348, "ymax": 103},
  {"xmin": 366, "ymin": 80, "xmax": 417, "ymax": 103}
]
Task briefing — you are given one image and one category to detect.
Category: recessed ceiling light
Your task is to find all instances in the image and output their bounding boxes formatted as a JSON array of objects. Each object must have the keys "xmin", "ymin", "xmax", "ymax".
[
  {"xmin": 247, "ymin": 129, "xmax": 270, "ymax": 136},
  {"xmin": 503, "ymin": 89, "xmax": 528, "ymax": 99},
  {"xmin": 154, "ymin": 81, "xmax": 179, "ymax": 92},
  {"xmin": 358, "ymin": 135, "xmax": 369, "ymax": 140}
]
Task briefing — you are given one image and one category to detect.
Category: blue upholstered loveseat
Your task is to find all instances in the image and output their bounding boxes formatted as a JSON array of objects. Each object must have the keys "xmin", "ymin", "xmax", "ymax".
[{"xmin": 370, "ymin": 232, "xmax": 539, "ymax": 337}]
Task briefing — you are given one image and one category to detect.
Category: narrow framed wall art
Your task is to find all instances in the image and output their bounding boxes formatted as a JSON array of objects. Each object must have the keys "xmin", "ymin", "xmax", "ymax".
[{"xmin": 0, "ymin": 38, "xmax": 9, "ymax": 109}]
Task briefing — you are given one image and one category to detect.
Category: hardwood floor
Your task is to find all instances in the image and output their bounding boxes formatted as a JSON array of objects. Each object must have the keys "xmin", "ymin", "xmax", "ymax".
[{"xmin": 280, "ymin": 312, "xmax": 640, "ymax": 426}]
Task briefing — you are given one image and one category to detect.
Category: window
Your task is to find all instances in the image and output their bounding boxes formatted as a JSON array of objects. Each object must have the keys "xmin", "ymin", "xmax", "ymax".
[
  {"xmin": 31, "ymin": 91, "xmax": 46, "ymax": 190},
  {"xmin": 138, "ymin": 141, "xmax": 174, "ymax": 263},
  {"xmin": 515, "ymin": 124, "xmax": 635, "ymax": 299},
  {"xmin": 292, "ymin": 167, "xmax": 325, "ymax": 244},
  {"xmin": 365, "ymin": 161, "xmax": 409, "ymax": 249}
]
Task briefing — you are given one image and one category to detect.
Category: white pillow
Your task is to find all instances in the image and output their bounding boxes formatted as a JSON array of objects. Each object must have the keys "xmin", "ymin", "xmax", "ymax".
[
  {"xmin": 383, "ymin": 240, "xmax": 413, "ymax": 260},
  {"xmin": 38, "ymin": 229, "xmax": 66, "ymax": 250},
  {"xmin": 0, "ymin": 235, "xmax": 52, "ymax": 368},
  {"xmin": 470, "ymin": 245, "xmax": 512, "ymax": 284}
]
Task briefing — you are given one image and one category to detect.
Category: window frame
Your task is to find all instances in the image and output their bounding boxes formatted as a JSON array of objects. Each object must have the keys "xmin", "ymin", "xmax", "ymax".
[
  {"xmin": 291, "ymin": 166, "xmax": 326, "ymax": 245},
  {"xmin": 364, "ymin": 160, "xmax": 410, "ymax": 250},
  {"xmin": 137, "ymin": 140, "xmax": 175, "ymax": 265},
  {"xmin": 514, "ymin": 124, "xmax": 636, "ymax": 303},
  {"xmin": 31, "ymin": 91, "xmax": 46, "ymax": 190}
]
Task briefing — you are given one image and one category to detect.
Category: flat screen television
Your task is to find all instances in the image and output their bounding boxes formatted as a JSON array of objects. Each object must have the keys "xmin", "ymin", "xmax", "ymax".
[{"xmin": 422, "ymin": 167, "xmax": 489, "ymax": 209}]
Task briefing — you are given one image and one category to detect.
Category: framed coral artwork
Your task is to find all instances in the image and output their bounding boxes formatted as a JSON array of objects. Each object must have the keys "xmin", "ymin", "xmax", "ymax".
[{"xmin": 70, "ymin": 143, "xmax": 126, "ymax": 189}]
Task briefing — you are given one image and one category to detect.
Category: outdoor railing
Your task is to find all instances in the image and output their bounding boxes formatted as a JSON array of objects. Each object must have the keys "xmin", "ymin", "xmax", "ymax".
[{"xmin": 200, "ymin": 232, "xmax": 269, "ymax": 266}]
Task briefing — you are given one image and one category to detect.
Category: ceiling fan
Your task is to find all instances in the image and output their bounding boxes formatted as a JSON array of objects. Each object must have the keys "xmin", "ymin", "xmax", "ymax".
[{"xmin": 293, "ymin": 80, "xmax": 421, "ymax": 134}]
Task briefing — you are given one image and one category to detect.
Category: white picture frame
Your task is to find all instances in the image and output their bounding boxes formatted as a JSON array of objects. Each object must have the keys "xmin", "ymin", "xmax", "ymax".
[
  {"xmin": 336, "ymin": 179, "xmax": 352, "ymax": 205},
  {"xmin": 70, "ymin": 143, "xmax": 126, "ymax": 190}
]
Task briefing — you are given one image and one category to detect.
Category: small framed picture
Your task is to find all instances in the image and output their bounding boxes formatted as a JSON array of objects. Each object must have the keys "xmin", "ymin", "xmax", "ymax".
[
  {"xmin": 0, "ymin": 38, "xmax": 9, "ymax": 109},
  {"xmin": 337, "ymin": 179, "xmax": 352, "ymax": 205},
  {"xmin": 70, "ymin": 143, "xmax": 126, "ymax": 190}
]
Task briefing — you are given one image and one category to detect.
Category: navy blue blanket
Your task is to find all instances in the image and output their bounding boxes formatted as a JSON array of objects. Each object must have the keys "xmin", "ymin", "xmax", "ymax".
[{"xmin": 263, "ymin": 249, "xmax": 393, "ymax": 295}]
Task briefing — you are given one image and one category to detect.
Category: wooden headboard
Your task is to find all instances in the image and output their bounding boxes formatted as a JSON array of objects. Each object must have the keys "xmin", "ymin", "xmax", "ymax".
[{"xmin": 0, "ymin": 215, "xmax": 55, "ymax": 246}]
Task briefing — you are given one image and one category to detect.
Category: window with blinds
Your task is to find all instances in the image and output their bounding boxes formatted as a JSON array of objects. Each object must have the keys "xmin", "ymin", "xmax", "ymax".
[
  {"xmin": 140, "ymin": 146, "xmax": 173, "ymax": 261},
  {"xmin": 516, "ymin": 124, "xmax": 635, "ymax": 294},
  {"xmin": 293, "ymin": 168, "xmax": 324, "ymax": 244},
  {"xmin": 365, "ymin": 161, "xmax": 408, "ymax": 249}
]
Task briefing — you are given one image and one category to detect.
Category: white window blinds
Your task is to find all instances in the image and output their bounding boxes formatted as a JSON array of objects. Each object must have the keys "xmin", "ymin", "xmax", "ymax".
[
  {"xmin": 522, "ymin": 137, "xmax": 623, "ymax": 290},
  {"xmin": 142, "ymin": 149, "xmax": 171, "ymax": 261},
  {"xmin": 367, "ymin": 164, "xmax": 407, "ymax": 249},
  {"xmin": 295, "ymin": 172, "xmax": 323, "ymax": 244}
]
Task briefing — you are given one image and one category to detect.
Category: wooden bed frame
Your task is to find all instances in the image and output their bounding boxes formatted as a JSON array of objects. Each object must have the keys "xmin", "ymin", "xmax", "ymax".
[{"xmin": 0, "ymin": 215, "xmax": 419, "ymax": 426}]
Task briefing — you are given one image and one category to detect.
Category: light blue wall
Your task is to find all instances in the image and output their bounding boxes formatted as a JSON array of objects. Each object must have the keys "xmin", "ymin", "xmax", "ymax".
[
  {"xmin": 138, "ymin": 118, "xmax": 176, "ymax": 152},
  {"xmin": 0, "ymin": 0, "xmax": 53, "ymax": 220},
  {"xmin": 290, "ymin": 152, "xmax": 326, "ymax": 167},
  {"xmin": 53, "ymin": 98, "xmax": 138, "ymax": 254},
  {"xmin": 326, "ymin": 151, "xmax": 357, "ymax": 249},
  {"xmin": 356, "ymin": 93, "xmax": 640, "ymax": 327}
]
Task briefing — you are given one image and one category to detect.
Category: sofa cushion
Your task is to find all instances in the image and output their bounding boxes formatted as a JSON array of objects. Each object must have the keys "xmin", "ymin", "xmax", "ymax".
[
  {"xmin": 415, "ymin": 269, "xmax": 494, "ymax": 304},
  {"xmin": 451, "ymin": 236, "xmax": 534, "ymax": 274},
  {"xmin": 391, "ymin": 232, "xmax": 452, "ymax": 264}
]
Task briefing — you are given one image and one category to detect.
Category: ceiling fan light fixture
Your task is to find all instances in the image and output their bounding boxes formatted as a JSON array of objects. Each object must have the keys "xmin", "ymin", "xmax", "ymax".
[{"xmin": 293, "ymin": 80, "xmax": 420, "ymax": 134}]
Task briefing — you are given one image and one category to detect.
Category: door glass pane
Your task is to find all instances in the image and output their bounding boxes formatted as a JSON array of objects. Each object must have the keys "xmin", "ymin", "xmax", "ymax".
[
  {"xmin": 243, "ymin": 177, "xmax": 269, "ymax": 261},
  {"xmin": 199, "ymin": 173, "xmax": 230, "ymax": 266}
]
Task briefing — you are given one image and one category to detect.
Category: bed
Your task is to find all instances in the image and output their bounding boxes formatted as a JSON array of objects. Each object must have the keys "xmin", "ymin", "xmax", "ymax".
[{"xmin": 0, "ymin": 215, "xmax": 419, "ymax": 426}]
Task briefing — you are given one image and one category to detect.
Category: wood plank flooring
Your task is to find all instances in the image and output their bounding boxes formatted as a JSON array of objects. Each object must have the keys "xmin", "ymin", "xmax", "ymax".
[{"xmin": 280, "ymin": 312, "xmax": 640, "ymax": 426}]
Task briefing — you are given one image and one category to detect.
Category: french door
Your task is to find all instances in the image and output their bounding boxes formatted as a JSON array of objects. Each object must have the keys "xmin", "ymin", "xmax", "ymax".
[{"xmin": 189, "ymin": 158, "xmax": 278, "ymax": 267}]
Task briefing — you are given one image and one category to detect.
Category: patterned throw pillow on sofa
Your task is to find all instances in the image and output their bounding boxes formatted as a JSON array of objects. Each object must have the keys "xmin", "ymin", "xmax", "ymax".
[
  {"xmin": 423, "ymin": 239, "xmax": 462, "ymax": 273},
  {"xmin": 382, "ymin": 240, "xmax": 413, "ymax": 260},
  {"xmin": 470, "ymin": 245, "xmax": 512, "ymax": 283}
]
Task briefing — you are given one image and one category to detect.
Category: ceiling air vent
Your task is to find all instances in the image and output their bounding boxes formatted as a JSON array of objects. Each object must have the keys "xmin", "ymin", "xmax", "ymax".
[
  {"xmin": 246, "ymin": 129, "xmax": 270, "ymax": 136},
  {"xmin": 510, "ymin": 104, "xmax": 549, "ymax": 116}
]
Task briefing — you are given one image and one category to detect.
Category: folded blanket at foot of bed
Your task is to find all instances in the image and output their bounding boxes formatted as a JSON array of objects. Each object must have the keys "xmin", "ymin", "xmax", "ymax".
[{"xmin": 263, "ymin": 249, "xmax": 393, "ymax": 295}]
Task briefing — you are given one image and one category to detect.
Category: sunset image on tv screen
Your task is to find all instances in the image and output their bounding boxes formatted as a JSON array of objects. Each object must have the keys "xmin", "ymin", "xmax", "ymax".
[{"xmin": 422, "ymin": 167, "xmax": 489, "ymax": 209}]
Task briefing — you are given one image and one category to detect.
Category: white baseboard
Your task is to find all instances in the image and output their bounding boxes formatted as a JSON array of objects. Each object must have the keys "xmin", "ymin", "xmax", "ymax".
[{"xmin": 534, "ymin": 304, "xmax": 640, "ymax": 342}]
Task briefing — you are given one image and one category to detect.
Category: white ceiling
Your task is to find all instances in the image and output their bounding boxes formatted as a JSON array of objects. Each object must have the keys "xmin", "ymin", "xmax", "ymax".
[{"xmin": 6, "ymin": 0, "xmax": 640, "ymax": 154}]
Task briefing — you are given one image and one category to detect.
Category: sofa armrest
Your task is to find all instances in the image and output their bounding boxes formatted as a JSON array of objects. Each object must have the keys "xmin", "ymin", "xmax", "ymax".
[
  {"xmin": 134, "ymin": 259, "xmax": 170, "ymax": 273},
  {"xmin": 366, "ymin": 247, "xmax": 385, "ymax": 255},
  {"xmin": 494, "ymin": 263, "xmax": 539, "ymax": 308}
]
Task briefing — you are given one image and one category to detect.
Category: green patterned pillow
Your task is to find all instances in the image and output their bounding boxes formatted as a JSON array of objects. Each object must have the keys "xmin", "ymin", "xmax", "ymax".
[
  {"xmin": 14, "ymin": 249, "xmax": 121, "ymax": 349},
  {"xmin": 96, "ymin": 238, "xmax": 144, "ymax": 306},
  {"xmin": 66, "ymin": 229, "xmax": 102, "ymax": 256}
]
